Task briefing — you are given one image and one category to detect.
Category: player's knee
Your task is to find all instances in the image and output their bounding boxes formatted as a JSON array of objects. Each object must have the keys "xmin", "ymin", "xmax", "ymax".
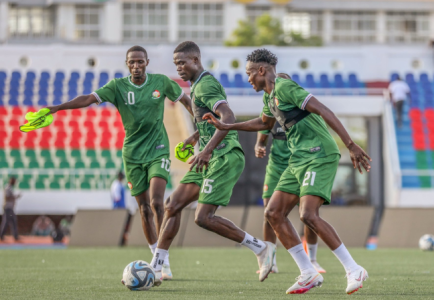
[
  {"xmin": 165, "ymin": 199, "xmax": 180, "ymax": 217},
  {"xmin": 139, "ymin": 203, "xmax": 153, "ymax": 219},
  {"xmin": 194, "ymin": 214, "xmax": 209, "ymax": 229},
  {"xmin": 150, "ymin": 198, "xmax": 164, "ymax": 215},
  {"xmin": 264, "ymin": 207, "xmax": 280, "ymax": 225},
  {"xmin": 299, "ymin": 211, "xmax": 318, "ymax": 228}
]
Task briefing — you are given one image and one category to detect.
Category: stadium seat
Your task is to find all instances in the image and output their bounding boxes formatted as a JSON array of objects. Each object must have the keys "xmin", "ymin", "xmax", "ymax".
[
  {"xmin": 59, "ymin": 160, "xmax": 70, "ymax": 168},
  {"xmin": 219, "ymin": 73, "xmax": 231, "ymax": 88},
  {"xmin": 44, "ymin": 161, "xmax": 55, "ymax": 168},
  {"xmin": 305, "ymin": 74, "xmax": 316, "ymax": 88},
  {"xmin": 35, "ymin": 180, "xmax": 45, "ymax": 189},
  {"xmin": 319, "ymin": 74, "xmax": 331, "ymax": 88},
  {"xmin": 334, "ymin": 74, "xmax": 345, "ymax": 88},
  {"xmin": 49, "ymin": 181, "xmax": 61, "ymax": 189},
  {"xmin": 114, "ymin": 72, "xmax": 123, "ymax": 78}
]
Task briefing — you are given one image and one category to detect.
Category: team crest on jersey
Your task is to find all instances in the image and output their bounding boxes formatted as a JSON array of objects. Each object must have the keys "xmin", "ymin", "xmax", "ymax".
[
  {"xmin": 274, "ymin": 97, "xmax": 280, "ymax": 106},
  {"xmin": 152, "ymin": 90, "xmax": 161, "ymax": 99},
  {"xmin": 128, "ymin": 182, "xmax": 133, "ymax": 190},
  {"xmin": 263, "ymin": 184, "xmax": 268, "ymax": 192}
]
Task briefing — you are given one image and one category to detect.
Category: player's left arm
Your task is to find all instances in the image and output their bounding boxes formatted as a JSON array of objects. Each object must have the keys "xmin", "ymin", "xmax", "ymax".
[
  {"xmin": 305, "ymin": 97, "xmax": 372, "ymax": 174},
  {"xmin": 178, "ymin": 93, "xmax": 194, "ymax": 116},
  {"xmin": 189, "ymin": 103, "xmax": 234, "ymax": 172}
]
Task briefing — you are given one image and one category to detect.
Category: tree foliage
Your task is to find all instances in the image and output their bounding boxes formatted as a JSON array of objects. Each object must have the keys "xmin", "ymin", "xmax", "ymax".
[{"xmin": 225, "ymin": 13, "xmax": 322, "ymax": 47}]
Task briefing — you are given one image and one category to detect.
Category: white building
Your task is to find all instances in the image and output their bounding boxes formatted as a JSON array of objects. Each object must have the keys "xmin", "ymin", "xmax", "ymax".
[{"xmin": 0, "ymin": 0, "xmax": 434, "ymax": 46}]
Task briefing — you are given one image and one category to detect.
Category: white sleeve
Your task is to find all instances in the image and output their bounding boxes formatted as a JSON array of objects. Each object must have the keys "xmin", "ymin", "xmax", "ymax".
[{"xmin": 111, "ymin": 181, "xmax": 121, "ymax": 201}]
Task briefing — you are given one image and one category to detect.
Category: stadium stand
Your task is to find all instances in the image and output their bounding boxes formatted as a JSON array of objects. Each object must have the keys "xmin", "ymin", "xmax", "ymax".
[{"xmin": 392, "ymin": 72, "xmax": 434, "ymax": 188}]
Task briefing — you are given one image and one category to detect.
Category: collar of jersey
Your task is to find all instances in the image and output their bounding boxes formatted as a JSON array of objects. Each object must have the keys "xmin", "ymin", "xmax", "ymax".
[
  {"xmin": 190, "ymin": 70, "xmax": 208, "ymax": 90},
  {"xmin": 128, "ymin": 73, "xmax": 149, "ymax": 88}
]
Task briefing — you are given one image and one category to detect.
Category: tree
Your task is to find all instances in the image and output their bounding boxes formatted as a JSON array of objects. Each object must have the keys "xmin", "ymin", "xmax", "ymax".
[{"xmin": 225, "ymin": 13, "xmax": 322, "ymax": 47}]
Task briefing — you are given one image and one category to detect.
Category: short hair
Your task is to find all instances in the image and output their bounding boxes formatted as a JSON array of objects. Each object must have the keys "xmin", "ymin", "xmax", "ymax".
[
  {"xmin": 246, "ymin": 49, "xmax": 278, "ymax": 66},
  {"xmin": 277, "ymin": 73, "xmax": 291, "ymax": 80},
  {"xmin": 174, "ymin": 41, "xmax": 201, "ymax": 56},
  {"xmin": 126, "ymin": 45, "xmax": 147, "ymax": 59}
]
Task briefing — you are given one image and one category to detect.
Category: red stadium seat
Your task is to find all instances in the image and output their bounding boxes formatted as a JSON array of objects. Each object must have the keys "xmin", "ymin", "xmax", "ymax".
[
  {"xmin": 86, "ymin": 109, "xmax": 97, "ymax": 117},
  {"xmin": 54, "ymin": 139, "xmax": 65, "ymax": 148},
  {"xmin": 84, "ymin": 120, "xmax": 94, "ymax": 129},
  {"xmin": 69, "ymin": 139, "xmax": 81, "ymax": 149},
  {"xmin": 68, "ymin": 120, "xmax": 79, "ymax": 129},
  {"xmin": 114, "ymin": 121, "xmax": 123, "ymax": 128},
  {"xmin": 24, "ymin": 140, "xmax": 35, "ymax": 148},
  {"xmin": 12, "ymin": 130, "xmax": 24, "ymax": 140},
  {"xmin": 72, "ymin": 131, "xmax": 82, "ymax": 140},
  {"xmin": 57, "ymin": 110, "xmax": 68, "ymax": 117},
  {"xmin": 116, "ymin": 131, "xmax": 125, "ymax": 140},
  {"xmin": 115, "ymin": 139, "xmax": 123, "ymax": 149},
  {"xmin": 12, "ymin": 107, "xmax": 23, "ymax": 116},
  {"xmin": 39, "ymin": 139, "xmax": 51, "ymax": 149},
  {"xmin": 410, "ymin": 121, "xmax": 424, "ymax": 131},
  {"xmin": 425, "ymin": 109, "xmax": 434, "ymax": 120},
  {"xmin": 101, "ymin": 109, "xmax": 112, "ymax": 117},
  {"xmin": 53, "ymin": 120, "xmax": 64, "ymax": 129},
  {"xmin": 0, "ymin": 107, "xmax": 8, "ymax": 116},
  {"xmin": 86, "ymin": 131, "xmax": 97, "ymax": 139},
  {"xmin": 71, "ymin": 110, "xmax": 82, "ymax": 117},
  {"xmin": 98, "ymin": 121, "xmax": 108, "ymax": 130},
  {"xmin": 102, "ymin": 131, "xmax": 112, "ymax": 140},
  {"xmin": 41, "ymin": 131, "xmax": 53, "ymax": 140},
  {"xmin": 0, "ymin": 140, "xmax": 4, "ymax": 147},
  {"xmin": 85, "ymin": 139, "xmax": 95, "ymax": 148},
  {"xmin": 9, "ymin": 139, "xmax": 20, "ymax": 148},
  {"xmin": 26, "ymin": 131, "xmax": 38, "ymax": 140},
  {"xmin": 100, "ymin": 140, "xmax": 111, "ymax": 149},
  {"xmin": 0, "ymin": 130, "xmax": 7, "ymax": 139},
  {"xmin": 55, "ymin": 131, "xmax": 67, "ymax": 140},
  {"xmin": 409, "ymin": 109, "xmax": 422, "ymax": 120},
  {"xmin": 0, "ymin": 120, "xmax": 4, "ymax": 128},
  {"xmin": 9, "ymin": 119, "xmax": 19, "ymax": 127}
]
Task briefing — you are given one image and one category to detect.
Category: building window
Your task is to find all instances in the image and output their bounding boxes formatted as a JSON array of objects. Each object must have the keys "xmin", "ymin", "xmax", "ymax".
[
  {"xmin": 8, "ymin": 6, "xmax": 55, "ymax": 38},
  {"xmin": 75, "ymin": 5, "xmax": 101, "ymax": 40},
  {"xmin": 332, "ymin": 11, "xmax": 376, "ymax": 43},
  {"xmin": 123, "ymin": 2, "xmax": 169, "ymax": 42},
  {"xmin": 386, "ymin": 12, "xmax": 430, "ymax": 43},
  {"xmin": 246, "ymin": 5, "xmax": 270, "ymax": 24},
  {"xmin": 283, "ymin": 12, "xmax": 323, "ymax": 38},
  {"xmin": 178, "ymin": 3, "xmax": 224, "ymax": 43}
]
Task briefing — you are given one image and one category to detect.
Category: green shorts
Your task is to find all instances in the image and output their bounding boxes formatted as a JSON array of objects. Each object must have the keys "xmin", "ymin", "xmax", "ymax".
[
  {"xmin": 180, "ymin": 148, "xmax": 245, "ymax": 207},
  {"xmin": 124, "ymin": 154, "xmax": 171, "ymax": 196},
  {"xmin": 275, "ymin": 154, "xmax": 340, "ymax": 205},
  {"xmin": 262, "ymin": 161, "xmax": 287, "ymax": 199}
]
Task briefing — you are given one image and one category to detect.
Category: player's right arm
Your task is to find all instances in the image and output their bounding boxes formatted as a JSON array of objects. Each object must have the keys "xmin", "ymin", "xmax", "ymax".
[
  {"xmin": 203, "ymin": 113, "xmax": 275, "ymax": 132},
  {"xmin": 255, "ymin": 131, "xmax": 268, "ymax": 158},
  {"xmin": 47, "ymin": 94, "xmax": 97, "ymax": 114}
]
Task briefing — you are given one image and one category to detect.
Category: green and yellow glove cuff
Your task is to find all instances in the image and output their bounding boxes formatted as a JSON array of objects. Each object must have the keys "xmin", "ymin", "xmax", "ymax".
[
  {"xmin": 19, "ymin": 108, "xmax": 53, "ymax": 132},
  {"xmin": 175, "ymin": 142, "xmax": 194, "ymax": 162}
]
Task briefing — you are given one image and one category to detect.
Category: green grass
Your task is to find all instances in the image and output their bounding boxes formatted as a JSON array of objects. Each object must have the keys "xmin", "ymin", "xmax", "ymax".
[{"xmin": 0, "ymin": 247, "xmax": 433, "ymax": 299}]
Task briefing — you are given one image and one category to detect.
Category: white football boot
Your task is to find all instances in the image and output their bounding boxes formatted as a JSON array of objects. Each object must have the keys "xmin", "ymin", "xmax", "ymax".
[
  {"xmin": 311, "ymin": 260, "xmax": 326, "ymax": 273},
  {"xmin": 153, "ymin": 270, "xmax": 163, "ymax": 287},
  {"xmin": 286, "ymin": 273, "xmax": 323, "ymax": 294},
  {"xmin": 162, "ymin": 264, "xmax": 173, "ymax": 280},
  {"xmin": 256, "ymin": 241, "xmax": 276, "ymax": 282},
  {"xmin": 256, "ymin": 264, "xmax": 278, "ymax": 274},
  {"xmin": 346, "ymin": 266, "xmax": 368, "ymax": 295}
]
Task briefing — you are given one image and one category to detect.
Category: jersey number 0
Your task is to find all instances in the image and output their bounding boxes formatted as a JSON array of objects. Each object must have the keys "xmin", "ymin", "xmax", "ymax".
[{"xmin": 127, "ymin": 91, "xmax": 135, "ymax": 105}]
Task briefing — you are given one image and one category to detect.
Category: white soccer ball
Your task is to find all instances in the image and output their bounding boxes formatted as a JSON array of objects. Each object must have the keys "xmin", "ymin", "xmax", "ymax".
[
  {"xmin": 122, "ymin": 260, "xmax": 155, "ymax": 291},
  {"xmin": 418, "ymin": 234, "xmax": 434, "ymax": 251}
]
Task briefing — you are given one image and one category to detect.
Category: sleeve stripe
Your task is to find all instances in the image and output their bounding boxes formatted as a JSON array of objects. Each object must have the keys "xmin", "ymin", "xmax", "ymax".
[
  {"xmin": 212, "ymin": 100, "xmax": 228, "ymax": 112},
  {"xmin": 173, "ymin": 90, "xmax": 185, "ymax": 103},
  {"xmin": 262, "ymin": 112, "xmax": 275, "ymax": 118},
  {"xmin": 301, "ymin": 94, "xmax": 313, "ymax": 110},
  {"xmin": 92, "ymin": 92, "xmax": 102, "ymax": 104}
]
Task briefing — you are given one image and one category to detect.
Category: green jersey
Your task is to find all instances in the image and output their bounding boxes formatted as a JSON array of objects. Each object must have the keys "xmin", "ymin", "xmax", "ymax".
[
  {"xmin": 259, "ymin": 128, "xmax": 291, "ymax": 167},
  {"xmin": 93, "ymin": 74, "xmax": 184, "ymax": 163},
  {"xmin": 190, "ymin": 72, "xmax": 243, "ymax": 159},
  {"xmin": 262, "ymin": 77, "xmax": 340, "ymax": 167}
]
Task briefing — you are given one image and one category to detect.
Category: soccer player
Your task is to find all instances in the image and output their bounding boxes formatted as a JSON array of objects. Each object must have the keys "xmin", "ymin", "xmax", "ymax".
[
  {"xmin": 149, "ymin": 41, "xmax": 275, "ymax": 286},
  {"xmin": 47, "ymin": 46, "xmax": 193, "ymax": 280},
  {"xmin": 255, "ymin": 73, "xmax": 326, "ymax": 275},
  {"xmin": 204, "ymin": 49, "xmax": 371, "ymax": 295}
]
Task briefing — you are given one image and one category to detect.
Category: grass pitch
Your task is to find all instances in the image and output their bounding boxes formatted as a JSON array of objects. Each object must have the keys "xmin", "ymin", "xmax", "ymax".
[{"xmin": 0, "ymin": 247, "xmax": 433, "ymax": 299}]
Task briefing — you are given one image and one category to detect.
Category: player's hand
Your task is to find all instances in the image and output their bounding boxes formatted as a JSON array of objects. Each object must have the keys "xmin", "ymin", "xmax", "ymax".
[
  {"xmin": 348, "ymin": 142, "xmax": 372, "ymax": 174},
  {"xmin": 254, "ymin": 144, "xmax": 267, "ymax": 158},
  {"xmin": 189, "ymin": 150, "xmax": 212, "ymax": 173},
  {"xmin": 46, "ymin": 106, "xmax": 59, "ymax": 114},
  {"xmin": 182, "ymin": 133, "xmax": 198, "ymax": 150},
  {"xmin": 202, "ymin": 113, "xmax": 228, "ymax": 130}
]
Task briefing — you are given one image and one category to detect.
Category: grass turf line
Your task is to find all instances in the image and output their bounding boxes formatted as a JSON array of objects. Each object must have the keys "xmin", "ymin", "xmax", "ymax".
[{"xmin": 0, "ymin": 247, "xmax": 433, "ymax": 299}]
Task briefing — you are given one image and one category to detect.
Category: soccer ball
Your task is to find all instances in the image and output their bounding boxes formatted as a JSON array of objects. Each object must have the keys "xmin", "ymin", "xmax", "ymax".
[
  {"xmin": 122, "ymin": 260, "xmax": 155, "ymax": 291},
  {"xmin": 418, "ymin": 234, "xmax": 434, "ymax": 251}
]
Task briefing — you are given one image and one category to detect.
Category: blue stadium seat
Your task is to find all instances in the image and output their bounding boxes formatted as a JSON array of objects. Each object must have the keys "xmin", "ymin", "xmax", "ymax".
[
  {"xmin": 83, "ymin": 86, "xmax": 92, "ymax": 94},
  {"xmin": 319, "ymin": 74, "xmax": 331, "ymax": 88},
  {"xmin": 0, "ymin": 71, "xmax": 6, "ymax": 80},
  {"xmin": 99, "ymin": 72, "xmax": 109, "ymax": 87},
  {"xmin": 53, "ymin": 89, "xmax": 63, "ymax": 97},
  {"xmin": 420, "ymin": 73, "xmax": 429, "ymax": 82},
  {"xmin": 114, "ymin": 72, "xmax": 123, "ymax": 78},
  {"xmin": 10, "ymin": 80, "xmax": 20, "ymax": 89},
  {"xmin": 348, "ymin": 73, "xmax": 361, "ymax": 88},
  {"xmin": 11, "ymin": 71, "xmax": 21, "ymax": 81},
  {"xmin": 26, "ymin": 71, "xmax": 36, "ymax": 80},
  {"xmin": 234, "ymin": 73, "xmax": 244, "ymax": 88},
  {"xmin": 53, "ymin": 96, "xmax": 62, "ymax": 105},
  {"xmin": 70, "ymin": 72, "xmax": 80, "ymax": 81},
  {"xmin": 405, "ymin": 73, "xmax": 415, "ymax": 83},
  {"xmin": 334, "ymin": 74, "xmax": 345, "ymax": 88},
  {"xmin": 305, "ymin": 74, "xmax": 316, "ymax": 88},
  {"xmin": 85, "ymin": 72, "xmax": 95, "ymax": 81},
  {"xmin": 8, "ymin": 98, "xmax": 19, "ymax": 106},
  {"xmin": 23, "ymin": 96, "xmax": 33, "ymax": 106},
  {"xmin": 39, "ymin": 80, "xmax": 49, "ymax": 90},
  {"xmin": 68, "ymin": 81, "xmax": 78, "ymax": 89},
  {"xmin": 38, "ymin": 89, "xmax": 48, "ymax": 98},
  {"xmin": 41, "ymin": 71, "xmax": 50, "ymax": 81},
  {"xmin": 38, "ymin": 98, "xmax": 48, "ymax": 106},
  {"xmin": 55, "ymin": 71, "xmax": 64, "ymax": 81},
  {"xmin": 390, "ymin": 73, "xmax": 399, "ymax": 81},
  {"xmin": 54, "ymin": 80, "xmax": 63, "ymax": 89},
  {"xmin": 219, "ymin": 73, "xmax": 231, "ymax": 88},
  {"xmin": 24, "ymin": 89, "xmax": 33, "ymax": 97},
  {"xmin": 68, "ymin": 90, "xmax": 77, "ymax": 99},
  {"xmin": 291, "ymin": 74, "xmax": 301, "ymax": 84}
]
